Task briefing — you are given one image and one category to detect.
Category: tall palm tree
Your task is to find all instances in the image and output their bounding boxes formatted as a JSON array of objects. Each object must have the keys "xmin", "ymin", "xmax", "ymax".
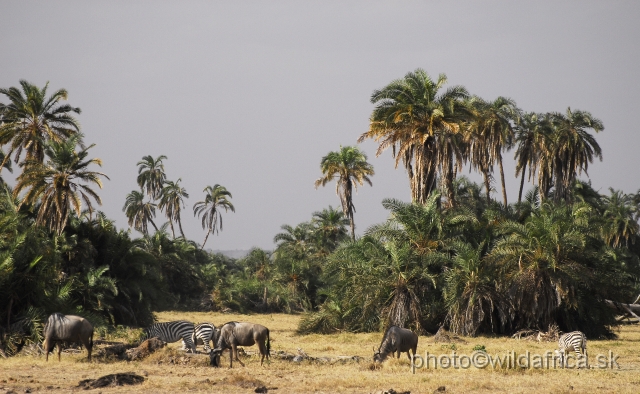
[
  {"xmin": 315, "ymin": 146, "xmax": 374, "ymax": 241},
  {"xmin": 0, "ymin": 80, "xmax": 81, "ymax": 170},
  {"xmin": 601, "ymin": 188, "xmax": 638, "ymax": 248},
  {"xmin": 137, "ymin": 155, "xmax": 167, "ymax": 200},
  {"xmin": 513, "ymin": 112, "xmax": 551, "ymax": 204},
  {"xmin": 13, "ymin": 136, "xmax": 108, "ymax": 235},
  {"xmin": 359, "ymin": 69, "xmax": 470, "ymax": 205},
  {"xmin": 466, "ymin": 96, "xmax": 518, "ymax": 205},
  {"xmin": 158, "ymin": 179, "xmax": 189, "ymax": 239},
  {"xmin": 193, "ymin": 184, "xmax": 235, "ymax": 249},
  {"xmin": 550, "ymin": 108, "xmax": 604, "ymax": 203},
  {"xmin": 123, "ymin": 190, "xmax": 158, "ymax": 235}
]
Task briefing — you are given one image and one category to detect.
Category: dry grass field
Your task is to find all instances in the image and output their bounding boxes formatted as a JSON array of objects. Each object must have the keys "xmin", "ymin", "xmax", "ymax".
[{"xmin": 2, "ymin": 311, "xmax": 640, "ymax": 393}]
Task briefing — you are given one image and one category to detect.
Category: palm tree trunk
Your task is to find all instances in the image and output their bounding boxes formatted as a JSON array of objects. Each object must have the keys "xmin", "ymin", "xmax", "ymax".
[
  {"xmin": 201, "ymin": 230, "xmax": 211, "ymax": 250},
  {"xmin": 149, "ymin": 218, "xmax": 158, "ymax": 233},
  {"xmin": 498, "ymin": 152, "xmax": 508, "ymax": 206},
  {"xmin": 517, "ymin": 163, "xmax": 527, "ymax": 204},
  {"xmin": 177, "ymin": 216, "xmax": 186, "ymax": 239},
  {"xmin": 483, "ymin": 169, "xmax": 491, "ymax": 204},
  {"xmin": 169, "ymin": 219, "xmax": 176, "ymax": 239},
  {"xmin": 349, "ymin": 216, "xmax": 355, "ymax": 242}
]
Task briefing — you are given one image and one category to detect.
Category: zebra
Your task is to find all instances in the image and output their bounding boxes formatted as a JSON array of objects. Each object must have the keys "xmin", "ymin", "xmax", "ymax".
[
  {"xmin": 188, "ymin": 323, "xmax": 219, "ymax": 353},
  {"xmin": 142, "ymin": 321, "xmax": 195, "ymax": 353},
  {"xmin": 555, "ymin": 331, "xmax": 588, "ymax": 368}
]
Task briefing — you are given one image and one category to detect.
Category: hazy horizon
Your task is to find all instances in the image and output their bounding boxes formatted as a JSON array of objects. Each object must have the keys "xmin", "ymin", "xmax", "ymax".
[{"xmin": 2, "ymin": 1, "xmax": 639, "ymax": 250}]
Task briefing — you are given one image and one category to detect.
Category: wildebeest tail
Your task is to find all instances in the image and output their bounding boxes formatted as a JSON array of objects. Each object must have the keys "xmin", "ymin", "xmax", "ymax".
[{"xmin": 266, "ymin": 329, "xmax": 270, "ymax": 357}]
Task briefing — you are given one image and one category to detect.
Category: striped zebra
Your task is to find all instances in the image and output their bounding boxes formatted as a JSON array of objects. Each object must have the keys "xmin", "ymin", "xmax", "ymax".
[
  {"xmin": 555, "ymin": 331, "xmax": 588, "ymax": 368},
  {"xmin": 143, "ymin": 321, "xmax": 195, "ymax": 353},
  {"xmin": 187, "ymin": 323, "xmax": 219, "ymax": 353}
]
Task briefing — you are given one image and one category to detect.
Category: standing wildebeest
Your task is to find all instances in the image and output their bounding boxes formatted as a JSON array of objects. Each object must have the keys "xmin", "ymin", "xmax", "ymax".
[
  {"xmin": 210, "ymin": 321, "xmax": 270, "ymax": 367},
  {"xmin": 42, "ymin": 313, "xmax": 94, "ymax": 362},
  {"xmin": 373, "ymin": 326, "xmax": 418, "ymax": 363}
]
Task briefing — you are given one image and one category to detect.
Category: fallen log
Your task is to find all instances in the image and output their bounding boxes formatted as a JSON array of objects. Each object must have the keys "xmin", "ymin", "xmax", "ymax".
[
  {"xmin": 78, "ymin": 373, "xmax": 144, "ymax": 390},
  {"xmin": 605, "ymin": 300, "xmax": 640, "ymax": 321}
]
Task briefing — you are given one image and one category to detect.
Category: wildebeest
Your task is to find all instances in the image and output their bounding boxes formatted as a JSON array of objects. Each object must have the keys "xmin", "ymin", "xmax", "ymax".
[
  {"xmin": 210, "ymin": 321, "xmax": 270, "ymax": 367},
  {"xmin": 42, "ymin": 313, "xmax": 94, "ymax": 362},
  {"xmin": 373, "ymin": 326, "xmax": 418, "ymax": 363}
]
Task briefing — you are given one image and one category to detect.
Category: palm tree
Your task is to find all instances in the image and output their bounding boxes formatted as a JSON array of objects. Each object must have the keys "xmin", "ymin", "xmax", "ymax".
[
  {"xmin": 601, "ymin": 188, "xmax": 638, "ymax": 248},
  {"xmin": 123, "ymin": 190, "xmax": 158, "ymax": 235},
  {"xmin": 193, "ymin": 184, "xmax": 235, "ymax": 249},
  {"xmin": 311, "ymin": 206, "xmax": 349, "ymax": 254},
  {"xmin": 443, "ymin": 240, "xmax": 510, "ymax": 336},
  {"xmin": 314, "ymin": 146, "xmax": 374, "ymax": 241},
  {"xmin": 491, "ymin": 202, "xmax": 596, "ymax": 329},
  {"xmin": 158, "ymin": 179, "xmax": 189, "ymax": 239},
  {"xmin": 13, "ymin": 136, "xmax": 108, "ymax": 235},
  {"xmin": 137, "ymin": 155, "xmax": 167, "ymax": 200},
  {"xmin": 273, "ymin": 222, "xmax": 315, "ymax": 261},
  {"xmin": 550, "ymin": 108, "xmax": 604, "ymax": 203},
  {"xmin": 513, "ymin": 112, "xmax": 551, "ymax": 204},
  {"xmin": 466, "ymin": 96, "xmax": 518, "ymax": 205},
  {"xmin": 273, "ymin": 222, "xmax": 317, "ymax": 308},
  {"xmin": 0, "ymin": 80, "xmax": 81, "ymax": 170},
  {"xmin": 359, "ymin": 69, "xmax": 470, "ymax": 205}
]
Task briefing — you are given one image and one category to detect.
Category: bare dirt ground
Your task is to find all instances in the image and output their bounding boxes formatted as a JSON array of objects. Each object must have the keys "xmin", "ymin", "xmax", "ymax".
[{"xmin": 1, "ymin": 311, "xmax": 639, "ymax": 393}]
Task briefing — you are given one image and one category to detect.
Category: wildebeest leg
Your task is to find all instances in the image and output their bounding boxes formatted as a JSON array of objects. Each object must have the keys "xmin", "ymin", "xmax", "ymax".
[
  {"xmin": 44, "ymin": 340, "xmax": 53, "ymax": 362},
  {"xmin": 409, "ymin": 344, "xmax": 417, "ymax": 361},
  {"xmin": 82, "ymin": 334, "xmax": 93, "ymax": 362},
  {"xmin": 229, "ymin": 348, "xmax": 234, "ymax": 368},
  {"xmin": 57, "ymin": 343, "xmax": 62, "ymax": 362},
  {"xmin": 258, "ymin": 341, "xmax": 267, "ymax": 366},
  {"xmin": 233, "ymin": 344, "xmax": 245, "ymax": 367},
  {"xmin": 396, "ymin": 349, "xmax": 401, "ymax": 358}
]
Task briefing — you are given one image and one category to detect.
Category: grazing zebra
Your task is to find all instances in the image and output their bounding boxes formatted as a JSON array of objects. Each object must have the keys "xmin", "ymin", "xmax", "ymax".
[
  {"xmin": 181, "ymin": 323, "xmax": 219, "ymax": 353},
  {"xmin": 142, "ymin": 321, "xmax": 195, "ymax": 353},
  {"xmin": 555, "ymin": 331, "xmax": 588, "ymax": 368}
]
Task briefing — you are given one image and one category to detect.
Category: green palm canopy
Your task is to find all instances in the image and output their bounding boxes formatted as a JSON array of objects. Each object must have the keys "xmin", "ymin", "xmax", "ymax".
[
  {"xmin": 315, "ymin": 145, "xmax": 374, "ymax": 241},
  {"xmin": 0, "ymin": 80, "xmax": 81, "ymax": 170}
]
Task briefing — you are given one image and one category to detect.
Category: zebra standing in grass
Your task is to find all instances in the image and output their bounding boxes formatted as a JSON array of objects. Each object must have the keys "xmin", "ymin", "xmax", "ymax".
[
  {"xmin": 555, "ymin": 331, "xmax": 588, "ymax": 368},
  {"xmin": 143, "ymin": 321, "xmax": 195, "ymax": 353},
  {"xmin": 186, "ymin": 323, "xmax": 219, "ymax": 353}
]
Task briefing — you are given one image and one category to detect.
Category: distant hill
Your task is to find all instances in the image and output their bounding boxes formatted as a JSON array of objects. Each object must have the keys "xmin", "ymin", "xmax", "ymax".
[{"xmin": 211, "ymin": 249, "xmax": 252, "ymax": 259}]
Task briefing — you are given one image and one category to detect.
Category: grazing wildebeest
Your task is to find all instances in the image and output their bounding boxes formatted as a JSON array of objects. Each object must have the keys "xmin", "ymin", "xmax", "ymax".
[
  {"xmin": 210, "ymin": 321, "xmax": 270, "ymax": 368},
  {"xmin": 42, "ymin": 313, "xmax": 94, "ymax": 362},
  {"xmin": 373, "ymin": 326, "xmax": 418, "ymax": 363}
]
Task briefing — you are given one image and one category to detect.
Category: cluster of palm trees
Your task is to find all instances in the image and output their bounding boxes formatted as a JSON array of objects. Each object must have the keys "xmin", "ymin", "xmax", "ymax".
[
  {"xmin": 300, "ymin": 180, "xmax": 640, "ymax": 338},
  {"xmin": 296, "ymin": 69, "xmax": 635, "ymax": 338},
  {"xmin": 123, "ymin": 155, "xmax": 234, "ymax": 249},
  {"xmin": 1, "ymin": 69, "xmax": 637, "ymax": 351},
  {"xmin": 207, "ymin": 206, "xmax": 351, "ymax": 313},
  {"xmin": 359, "ymin": 69, "xmax": 604, "ymax": 207},
  {"xmin": 0, "ymin": 80, "xmax": 108, "ymax": 235},
  {"xmin": 0, "ymin": 80, "xmax": 232, "ymax": 354}
]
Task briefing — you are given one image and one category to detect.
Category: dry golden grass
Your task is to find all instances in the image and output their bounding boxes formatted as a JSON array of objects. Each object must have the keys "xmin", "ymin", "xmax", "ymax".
[{"xmin": 1, "ymin": 311, "xmax": 640, "ymax": 393}]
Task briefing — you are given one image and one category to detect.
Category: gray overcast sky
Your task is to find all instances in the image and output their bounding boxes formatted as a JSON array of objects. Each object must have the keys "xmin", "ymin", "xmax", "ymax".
[{"xmin": 2, "ymin": 1, "xmax": 639, "ymax": 251}]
